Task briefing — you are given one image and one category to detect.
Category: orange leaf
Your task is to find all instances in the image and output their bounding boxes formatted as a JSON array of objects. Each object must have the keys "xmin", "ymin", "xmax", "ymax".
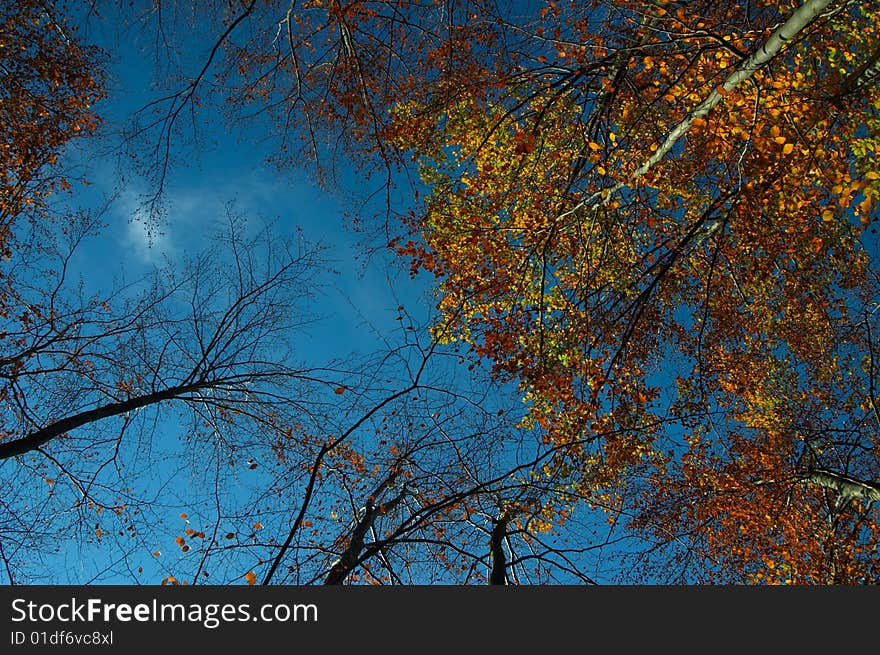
[
  {"xmin": 244, "ymin": 571, "xmax": 257, "ymax": 585},
  {"xmin": 334, "ymin": 386, "xmax": 347, "ymax": 394}
]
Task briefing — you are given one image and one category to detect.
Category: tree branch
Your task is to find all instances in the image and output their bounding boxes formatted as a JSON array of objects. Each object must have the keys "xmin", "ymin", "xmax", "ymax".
[
  {"xmin": 801, "ymin": 468, "xmax": 880, "ymax": 504},
  {"xmin": 0, "ymin": 381, "xmax": 208, "ymax": 460},
  {"xmin": 564, "ymin": 0, "xmax": 836, "ymax": 216}
]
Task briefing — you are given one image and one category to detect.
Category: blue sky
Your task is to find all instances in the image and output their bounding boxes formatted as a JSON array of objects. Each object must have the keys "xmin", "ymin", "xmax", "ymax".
[
  {"xmin": 4, "ymin": 0, "xmax": 655, "ymax": 585},
  {"xmin": 30, "ymin": 0, "xmax": 627, "ymax": 588},
  {"xmin": 10, "ymin": 2, "xmax": 456, "ymax": 584},
  {"xmin": 9, "ymin": 0, "xmax": 839, "ymax": 585},
  {"xmin": 63, "ymin": 2, "xmax": 436, "ymax": 370}
]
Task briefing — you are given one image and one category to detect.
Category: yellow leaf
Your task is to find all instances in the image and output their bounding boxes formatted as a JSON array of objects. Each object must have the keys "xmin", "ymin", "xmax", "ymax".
[
  {"xmin": 774, "ymin": 136, "xmax": 786, "ymax": 145},
  {"xmin": 821, "ymin": 210, "xmax": 834, "ymax": 222},
  {"xmin": 866, "ymin": 171, "xmax": 879, "ymax": 180},
  {"xmin": 782, "ymin": 143, "xmax": 794, "ymax": 155},
  {"xmin": 769, "ymin": 126, "xmax": 780, "ymax": 138}
]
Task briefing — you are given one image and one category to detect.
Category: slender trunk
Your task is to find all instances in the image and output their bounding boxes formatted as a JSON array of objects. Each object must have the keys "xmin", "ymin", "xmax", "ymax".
[
  {"xmin": 324, "ymin": 472, "xmax": 405, "ymax": 585},
  {"xmin": 566, "ymin": 0, "xmax": 837, "ymax": 216},
  {"xmin": 489, "ymin": 513, "xmax": 508, "ymax": 585}
]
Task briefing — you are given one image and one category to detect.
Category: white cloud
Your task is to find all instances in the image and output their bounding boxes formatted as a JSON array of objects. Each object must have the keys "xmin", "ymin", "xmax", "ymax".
[
  {"xmin": 114, "ymin": 185, "xmax": 225, "ymax": 267},
  {"xmin": 122, "ymin": 205, "xmax": 173, "ymax": 265}
]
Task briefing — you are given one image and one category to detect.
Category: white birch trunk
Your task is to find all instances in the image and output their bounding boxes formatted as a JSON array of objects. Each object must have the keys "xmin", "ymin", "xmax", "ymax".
[
  {"xmin": 569, "ymin": 0, "xmax": 837, "ymax": 215},
  {"xmin": 804, "ymin": 469, "xmax": 880, "ymax": 504}
]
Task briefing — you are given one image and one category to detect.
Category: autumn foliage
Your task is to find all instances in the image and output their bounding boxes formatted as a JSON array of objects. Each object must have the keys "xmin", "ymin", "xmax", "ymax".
[
  {"xmin": 258, "ymin": 0, "xmax": 879, "ymax": 583},
  {"xmin": 2, "ymin": 0, "xmax": 879, "ymax": 585},
  {"xmin": 378, "ymin": 0, "xmax": 880, "ymax": 582},
  {"xmin": 0, "ymin": 0, "xmax": 103, "ymax": 245}
]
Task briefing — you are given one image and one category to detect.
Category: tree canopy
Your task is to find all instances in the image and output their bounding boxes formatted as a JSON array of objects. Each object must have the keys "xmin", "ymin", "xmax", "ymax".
[{"xmin": 1, "ymin": 0, "xmax": 878, "ymax": 585}]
